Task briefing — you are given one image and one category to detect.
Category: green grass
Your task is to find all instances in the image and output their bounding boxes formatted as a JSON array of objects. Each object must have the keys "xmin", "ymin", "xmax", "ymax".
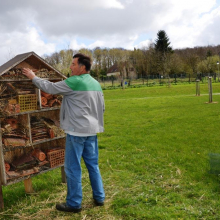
[{"xmin": 1, "ymin": 83, "xmax": 220, "ymax": 219}]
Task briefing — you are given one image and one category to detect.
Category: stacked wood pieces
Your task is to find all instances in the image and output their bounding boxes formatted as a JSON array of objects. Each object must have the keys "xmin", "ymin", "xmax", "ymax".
[
  {"xmin": 0, "ymin": 68, "xmax": 58, "ymax": 80},
  {"xmin": 5, "ymin": 146, "xmax": 64, "ymax": 180},
  {"xmin": 0, "ymin": 82, "xmax": 35, "ymax": 96},
  {"xmin": 5, "ymin": 149, "xmax": 46, "ymax": 180},
  {"xmin": 30, "ymin": 116, "xmax": 64, "ymax": 142},
  {"xmin": 31, "ymin": 117, "xmax": 50, "ymax": 142},
  {"xmin": 42, "ymin": 117, "xmax": 65, "ymax": 138},
  {"xmin": 35, "ymin": 68, "xmax": 57, "ymax": 78},
  {"xmin": 0, "ymin": 68, "xmax": 26, "ymax": 80},
  {"xmin": 2, "ymin": 117, "xmax": 28, "ymax": 147},
  {"xmin": 41, "ymin": 91, "xmax": 62, "ymax": 108},
  {"xmin": 12, "ymin": 154, "xmax": 37, "ymax": 170},
  {"xmin": 15, "ymin": 82, "xmax": 36, "ymax": 95},
  {"xmin": 4, "ymin": 99, "xmax": 20, "ymax": 115}
]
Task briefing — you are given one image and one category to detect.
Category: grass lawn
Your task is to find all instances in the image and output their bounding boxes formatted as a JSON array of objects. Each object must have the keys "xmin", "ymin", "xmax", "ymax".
[{"xmin": 1, "ymin": 83, "xmax": 220, "ymax": 219}]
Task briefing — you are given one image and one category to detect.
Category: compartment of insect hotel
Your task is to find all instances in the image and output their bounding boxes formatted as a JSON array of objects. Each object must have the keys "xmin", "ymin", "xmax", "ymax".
[
  {"xmin": 30, "ymin": 109, "xmax": 65, "ymax": 143},
  {"xmin": 0, "ymin": 82, "xmax": 38, "ymax": 116},
  {"xmin": 40, "ymin": 89, "xmax": 62, "ymax": 109},
  {"xmin": 1, "ymin": 114, "xmax": 30, "ymax": 151},
  {"xmin": 2, "ymin": 138, "xmax": 65, "ymax": 185}
]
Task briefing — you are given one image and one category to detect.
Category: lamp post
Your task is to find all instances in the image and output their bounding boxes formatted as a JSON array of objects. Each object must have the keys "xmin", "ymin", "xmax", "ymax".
[{"xmin": 217, "ymin": 61, "xmax": 219, "ymax": 82}]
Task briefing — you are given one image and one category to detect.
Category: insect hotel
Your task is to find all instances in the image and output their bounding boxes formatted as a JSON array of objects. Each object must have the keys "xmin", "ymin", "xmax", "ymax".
[{"xmin": 0, "ymin": 51, "xmax": 67, "ymax": 208}]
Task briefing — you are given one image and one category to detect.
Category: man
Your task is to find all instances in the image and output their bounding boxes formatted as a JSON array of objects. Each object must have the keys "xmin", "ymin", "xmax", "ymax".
[{"xmin": 22, "ymin": 53, "xmax": 105, "ymax": 213}]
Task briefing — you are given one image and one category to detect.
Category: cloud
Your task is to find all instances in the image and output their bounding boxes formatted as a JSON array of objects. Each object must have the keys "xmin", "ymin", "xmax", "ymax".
[
  {"xmin": 69, "ymin": 39, "xmax": 86, "ymax": 50},
  {"xmin": 135, "ymin": 40, "xmax": 152, "ymax": 49},
  {"xmin": 0, "ymin": 0, "xmax": 220, "ymax": 65},
  {"xmin": 0, "ymin": 26, "xmax": 55, "ymax": 64},
  {"xmin": 101, "ymin": 0, "xmax": 124, "ymax": 9},
  {"xmin": 148, "ymin": 0, "xmax": 220, "ymax": 48}
]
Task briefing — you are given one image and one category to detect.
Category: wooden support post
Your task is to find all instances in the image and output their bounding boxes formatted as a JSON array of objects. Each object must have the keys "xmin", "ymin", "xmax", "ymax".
[
  {"xmin": 24, "ymin": 178, "xmax": 34, "ymax": 193},
  {"xmin": 61, "ymin": 166, "xmax": 66, "ymax": 183},
  {"xmin": 196, "ymin": 79, "xmax": 200, "ymax": 96},
  {"xmin": 0, "ymin": 127, "xmax": 4, "ymax": 210},
  {"xmin": 208, "ymin": 77, "xmax": 213, "ymax": 103},
  {"xmin": 0, "ymin": 181, "xmax": 4, "ymax": 210}
]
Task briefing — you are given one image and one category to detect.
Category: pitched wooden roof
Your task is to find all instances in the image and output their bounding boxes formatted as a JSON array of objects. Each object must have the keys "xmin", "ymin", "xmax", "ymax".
[{"xmin": 0, "ymin": 51, "xmax": 66, "ymax": 78}]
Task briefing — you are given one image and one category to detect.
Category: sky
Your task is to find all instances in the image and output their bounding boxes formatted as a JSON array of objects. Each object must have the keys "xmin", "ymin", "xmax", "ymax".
[{"xmin": 0, "ymin": 0, "xmax": 220, "ymax": 66}]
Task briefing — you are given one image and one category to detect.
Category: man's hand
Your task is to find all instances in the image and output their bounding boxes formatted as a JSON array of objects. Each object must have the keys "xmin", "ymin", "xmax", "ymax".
[{"xmin": 22, "ymin": 68, "xmax": 36, "ymax": 80}]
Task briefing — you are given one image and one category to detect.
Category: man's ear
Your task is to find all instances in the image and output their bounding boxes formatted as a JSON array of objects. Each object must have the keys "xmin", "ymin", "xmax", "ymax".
[{"xmin": 81, "ymin": 65, "xmax": 86, "ymax": 72}]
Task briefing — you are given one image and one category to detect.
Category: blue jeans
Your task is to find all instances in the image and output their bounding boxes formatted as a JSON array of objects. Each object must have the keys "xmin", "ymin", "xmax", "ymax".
[{"xmin": 64, "ymin": 134, "xmax": 105, "ymax": 209}]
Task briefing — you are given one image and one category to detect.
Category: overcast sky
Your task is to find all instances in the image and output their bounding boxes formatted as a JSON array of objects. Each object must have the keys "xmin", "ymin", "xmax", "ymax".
[{"xmin": 1, "ymin": 0, "xmax": 220, "ymax": 65}]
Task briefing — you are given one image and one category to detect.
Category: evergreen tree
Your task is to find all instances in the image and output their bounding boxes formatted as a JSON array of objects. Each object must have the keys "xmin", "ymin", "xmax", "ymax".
[
  {"xmin": 155, "ymin": 30, "xmax": 173, "ymax": 53},
  {"xmin": 154, "ymin": 30, "xmax": 173, "ymax": 80}
]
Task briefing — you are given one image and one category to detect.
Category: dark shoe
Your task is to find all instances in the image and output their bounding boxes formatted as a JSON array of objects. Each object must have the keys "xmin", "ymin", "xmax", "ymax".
[
  {"xmin": 56, "ymin": 203, "xmax": 81, "ymax": 213},
  {"xmin": 94, "ymin": 199, "xmax": 104, "ymax": 206}
]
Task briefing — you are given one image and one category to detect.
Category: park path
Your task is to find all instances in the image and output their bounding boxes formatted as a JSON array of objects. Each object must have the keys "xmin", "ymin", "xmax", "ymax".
[{"xmin": 106, "ymin": 93, "xmax": 220, "ymax": 101}]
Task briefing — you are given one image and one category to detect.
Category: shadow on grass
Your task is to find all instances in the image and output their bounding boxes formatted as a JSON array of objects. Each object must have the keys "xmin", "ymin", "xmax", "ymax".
[{"xmin": 2, "ymin": 169, "xmax": 63, "ymax": 210}]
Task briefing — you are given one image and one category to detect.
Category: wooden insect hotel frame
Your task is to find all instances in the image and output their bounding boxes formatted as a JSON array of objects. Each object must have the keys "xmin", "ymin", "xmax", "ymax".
[{"xmin": 0, "ymin": 52, "xmax": 67, "ymax": 209}]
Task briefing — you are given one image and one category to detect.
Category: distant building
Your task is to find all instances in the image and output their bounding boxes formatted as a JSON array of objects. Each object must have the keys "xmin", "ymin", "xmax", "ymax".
[{"xmin": 107, "ymin": 62, "xmax": 137, "ymax": 79}]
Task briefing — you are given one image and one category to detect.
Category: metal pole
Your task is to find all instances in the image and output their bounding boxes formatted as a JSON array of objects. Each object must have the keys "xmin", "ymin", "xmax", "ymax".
[{"xmin": 208, "ymin": 77, "xmax": 213, "ymax": 103}]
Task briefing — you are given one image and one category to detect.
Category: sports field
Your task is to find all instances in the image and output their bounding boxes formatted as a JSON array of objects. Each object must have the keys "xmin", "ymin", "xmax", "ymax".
[{"xmin": 1, "ymin": 83, "xmax": 220, "ymax": 219}]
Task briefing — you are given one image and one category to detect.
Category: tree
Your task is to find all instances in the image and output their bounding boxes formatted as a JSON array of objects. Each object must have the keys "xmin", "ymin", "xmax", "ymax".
[
  {"xmin": 169, "ymin": 53, "xmax": 184, "ymax": 83},
  {"xmin": 93, "ymin": 47, "xmax": 102, "ymax": 78},
  {"xmin": 115, "ymin": 49, "xmax": 130, "ymax": 89},
  {"xmin": 154, "ymin": 30, "xmax": 173, "ymax": 83},
  {"xmin": 205, "ymin": 49, "xmax": 214, "ymax": 76},
  {"xmin": 155, "ymin": 30, "xmax": 172, "ymax": 53},
  {"xmin": 78, "ymin": 48, "xmax": 92, "ymax": 58},
  {"xmin": 44, "ymin": 49, "xmax": 73, "ymax": 76},
  {"xmin": 181, "ymin": 49, "xmax": 199, "ymax": 82},
  {"xmin": 43, "ymin": 40, "xmax": 220, "ymax": 83},
  {"xmin": 130, "ymin": 48, "xmax": 148, "ymax": 84}
]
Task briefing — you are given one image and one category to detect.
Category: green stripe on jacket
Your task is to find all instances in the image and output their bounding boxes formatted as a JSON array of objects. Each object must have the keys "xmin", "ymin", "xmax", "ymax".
[{"xmin": 65, "ymin": 74, "xmax": 102, "ymax": 91}]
